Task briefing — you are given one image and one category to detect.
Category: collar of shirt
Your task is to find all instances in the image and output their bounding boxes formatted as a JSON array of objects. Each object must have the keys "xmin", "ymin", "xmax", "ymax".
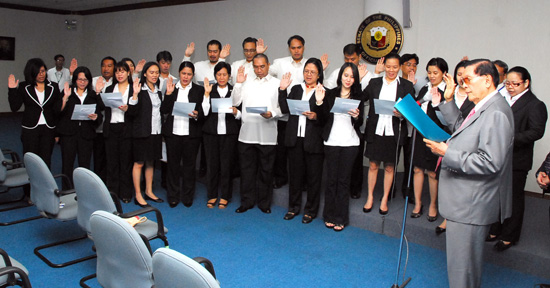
[
  {"xmin": 217, "ymin": 85, "xmax": 229, "ymax": 97},
  {"xmin": 474, "ymin": 89, "xmax": 499, "ymax": 112},
  {"xmin": 142, "ymin": 83, "xmax": 158, "ymax": 93},
  {"xmin": 176, "ymin": 81, "xmax": 192, "ymax": 91},
  {"xmin": 383, "ymin": 76, "xmax": 400, "ymax": 86},
  {"xmin": 505, "ymin": 88, "xmax": 529, "ymax": 106},
  {"xmin": 289, "ymin": 57, "xmax": 305, "ymax": 67},
  {"xmin": 254, "ymin": 74, "xmax": 273, "ymax": 82}
]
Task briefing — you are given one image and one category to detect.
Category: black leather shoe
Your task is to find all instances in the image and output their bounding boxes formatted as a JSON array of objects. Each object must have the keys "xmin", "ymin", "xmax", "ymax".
[
  {"xmin": 427, "ymin": 214, "xmax": 438, "ymax": 222},
  {"xmin": 182, "ymin": 202, "xmax": 193, "ymax": 207},
  {"xmin": 363, "ymin": 206, "xmax": 372, "ymax": 213},
  {"xmin": 169, "ymin": 202, "xmax": 178, "ymax": 208},
  {"xmin": 273, "ymin": 182, "xmax": 287, "ymax": 189},
  {"xmin": 302, "ymin": 214, "xmax": 313, "ymax": 224},
  {"xmin": 122, "ymin": 198, "xmax": 132, "ymax": 204},
  {"xmin": 260, "ymin": 208, "xmax": 271, "ymax": 214},
  {"xmin": 410, "ymin": 205, "xmax": 423, "ymax": 218},
  {"xmin": 283, "ymin": 212, "xmax": 296, "ymax": 220},
  {"xmin": 485, "ymin": 234, "xmax": 498, "ymax": 242},
  {"xmin": 134, "ymin": 198, "xmax": 150, "ymax": 208},
  {"xmin": 235, "ymin": 206, "xmax": 249, "ymax": 213},
  {"xmin": 379, "ymin": 208, "xmax": 388, "ymax": 215},
  {"xmin": 351, "ymin": 193, "xmax": 361, "ymax": 199},
  {"xmin": 494, "ymin": 240, "xmax": 514, "ymax": 252},
  {"xmin": 145, "ymin": 194, "xmax": 164, "ymax": 203},
  {"xmin": 435, "ymin": 226, "xmax": 446, "ymax": 235}
]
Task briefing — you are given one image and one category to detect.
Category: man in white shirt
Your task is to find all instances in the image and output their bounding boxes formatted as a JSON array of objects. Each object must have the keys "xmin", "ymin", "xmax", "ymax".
[
  {"xmin": 231, "ymin": 37, "xmax": 268, "ymax": 84},
  {"xmin": 47, "ymin": 54, "xmax": 71, "ymax": 90},
  {"xmin": 157, "ymin": 50, "xmax": 178, "ymax": 96},
  {"xmin": 493, "ymin": 59, "xmax": 510, "ymax": 98},
  {"xmin": 182, "ymin": 39, "xmax": 230, "ymax": 84},
  {"xmin": 324, "ymin": 44, "xmax": 373, "ymax": 90},
  {"xmin": 232, "ymin": 54, "xmax": 281, "ymax": 214}
]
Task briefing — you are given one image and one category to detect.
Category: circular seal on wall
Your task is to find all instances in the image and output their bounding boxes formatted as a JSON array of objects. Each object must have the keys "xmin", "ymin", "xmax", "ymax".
[{"xmin": 356, "ymin": 13, "xmax": 404, "ymax": 64}]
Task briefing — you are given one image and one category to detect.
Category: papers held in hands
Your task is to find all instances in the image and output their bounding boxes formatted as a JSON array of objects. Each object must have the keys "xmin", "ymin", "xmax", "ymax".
[
  {"xmin": 246, "ymin": 106, "xmax": 268, "ymax": 114},
  {"xmin": 71, "ymin": 104, "xmax": 96, "ymax": 120},
  {"xmin": 374, "ymin": 99, "xmax": 395, "ymax": 115},
  {"xmin": 100, "ymin": 92, "xmax": 124, "ymax": 109},
  {"xmin": 286, "ymin": 99, "xmax": 310, "ymax": 116},
  {"xmin": 330, "ymin": 98, "xmax": 360, "ymax": 114},
  {"xmin": 393, "ymin": 94, "xmax": 451, "ymax": 142},
  {"xmin": 211, "ymin": 98, "xmax": 233, "ymax": 113},
  {"xmin": 172, "ymin": 102, "xmax": 196, "ymax": 118}
]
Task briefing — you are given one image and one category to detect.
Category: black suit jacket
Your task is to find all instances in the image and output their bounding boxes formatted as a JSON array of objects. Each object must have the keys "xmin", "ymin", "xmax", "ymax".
[
  {"xmin": 56, "ymin": 88, "xmax": 102, "ymax": 140},
  {"xmin": 202, "ymin": 84, "xmax": 241, "ymax": 136},
  {"xmin": 127, "ymin": 87, "xmax": 162, "ymax": 138},
  {"xmin": 278, "ymin": 85, "xmax": 324, "ymax": 153},
  {"xmin": 160, "ymin": 84, "xmax": 205, "ymax": 138},
  {"xmin": 363, "ymin": 77, "xmax": 415, "ymax": 145},
  {"xmin": 313, "ymin": 88, "xmax": 364, "ymax": 142},
  {"xmin": 510, "ymin": 90, "xmax": 547, "ymax": 171},
  {"xmin": 8, "ymin": 80, "xmax": 62, "ymax": 129},
  {"xmin": 102, "ymin": 84, "xmax": 134, "ymax": 138}
]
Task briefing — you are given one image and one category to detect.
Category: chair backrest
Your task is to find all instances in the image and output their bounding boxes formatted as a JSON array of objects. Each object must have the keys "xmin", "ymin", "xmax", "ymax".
[
  {"xmin": 0, "ymin": 148, "xmax": 7, "ymax": 182},
  {"xmin": 23, "ymin": 153, "xmax": 60, "ymax": 215},
  {"xmin": 90, "ymin": 211, "xmax": 154, "ymax": 288},
  {"xmin": 73, "ymin": 168, "xmax": 117, "ymax": 234},
  {"xmin": 152, "ymin": 248, "xmax": 220, "ymax": 288}
]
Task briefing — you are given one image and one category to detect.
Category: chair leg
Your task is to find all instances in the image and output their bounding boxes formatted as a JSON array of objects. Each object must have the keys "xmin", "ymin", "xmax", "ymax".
[
  {"xmin": 79, "ymin": 273, "xmax": 96, "ymax": 288},
  {"xmin": 34, "ymin": 234, "xmax": 96, "ymax": 268}
]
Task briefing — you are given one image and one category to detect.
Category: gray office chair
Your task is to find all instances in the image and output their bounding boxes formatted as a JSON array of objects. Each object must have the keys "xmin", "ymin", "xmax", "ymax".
[
  {"xmin": 81, "ymin": 210, "xmax": 154, "ymax": 288},
  {"xmin": 72, "ymin": 167, "xmax": 168, "ymax": 246},
  {"xmin": 152, "ymin": 248, "xmax": 220, "ymax": 288},
  {"xmin": 0, "ymin": 248, "xmax": 31, "ymax": 287},
  {"xmin": 23, "ymin": 152, "xmax": 95, "ymax": 268},
  {"xmin": 0, "ymin": 148, "xmax": 41, "ymax": 226}
]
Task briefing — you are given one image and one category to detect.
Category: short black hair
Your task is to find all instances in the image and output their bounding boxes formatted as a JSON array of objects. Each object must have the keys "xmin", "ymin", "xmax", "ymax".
[
  {"xmin": 120, "ymin": 57, "xmax": 135, "ymax": 67},
  {"xmin": 140, "ymin": 62, "xmax": 160, "ymax": 86},
  {"xmin": 287, "ymin": 35, "xmax": 305, "ymax": 47},
  {"xmin": 492, "ymin": 60, "xmax": 508, "ymax": 74},
  {"xmin": 54, "ymin": 54, "xmax": 64, "ymax": 61},
  {"xmin": 24, "ymin": 58, "xmax": 47, "ymax": 86},
  {"xmin": 207, "ymin": 40, "xmax": 222, "ymax": 51},
  {"xmin": 466, "ymin": 59, "xmax": 499, "ymax": 88},
  {"xmin": 178, "ymin": 61, "xmax": 195, "ymax": 74},
  {"xmin": 453, "ymin": 60, "xmax": 468, "ymax": 84},
  {"xmin": 113, "ymin": 62, "xmax": 132, "ymax": 84},
  {"xmin": 304, "ymin": 58, "xmax": 324, "ymax": 84},
  {"xmin": 343, "ymin": 44, "xmax": 361, "ymax": 56},
  {"xmin": 400, "ymin": 53, "xmax": 418, "ymax": 65},
  {"xmin": 71, "ymin": 66, "xmax": 94, "ymax": 91},
  {"xmin": 214, "ymin": 62, "xmax": 231, "ymax": 77},
  {"xmin": 253, "ymin": 53, "xmax": 269, "ymax": 64},
  {"xmin": 156, "ymin": 51, "xmax": 173, "ymax": 63},
  {"xmin": 507, "ymin": 66, "xmax": 531, "ymax": 89},
  {"xmin": 384, "ymin": 52, "xmax": 401, "ymax": 65},
  {"xmin": 101, "ymin": 56, "xmax": 116, "ymax": 66},
  {"xmin": 426, "ymin": 57, "xmax": 448, "ymax": 74},
  {"xmin": 242, "ymin": 37, "xmax": 257, "ymax": 48}
]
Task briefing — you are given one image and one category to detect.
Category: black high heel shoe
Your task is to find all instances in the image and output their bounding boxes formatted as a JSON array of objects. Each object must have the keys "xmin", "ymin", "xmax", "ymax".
[
  {"xmin": 144, "ymin": 194, "xmax": 164, "ymax": 203},
  {"xmin": 410, "ymin": 205, "xmax": 423, "ymax": 218},
  {"xmin": 134, "ymin": 198, "xmax": 150, "ymax": 208},
  {"xmin": 435, "ymin": 226, "xmax": 446, "ymax": 235}
]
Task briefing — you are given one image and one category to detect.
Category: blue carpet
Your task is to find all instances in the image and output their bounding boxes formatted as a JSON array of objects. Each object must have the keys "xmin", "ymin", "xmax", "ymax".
[{"xmin": 2, "ymin": 114, "xmax": 550, "ymax": 287}]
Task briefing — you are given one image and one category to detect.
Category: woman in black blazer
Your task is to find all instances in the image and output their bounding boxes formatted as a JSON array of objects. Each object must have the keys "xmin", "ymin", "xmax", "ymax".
[
  {"xmin": 278, "ymin": 58, "xmax": 325, "ymax": 224},
  {"xmin": 56, "ymin": 66, "xmax": 102, "ymax": 187},
  {"xmin": 202, "ymin": 62, "xmax": 240, "ymax": 209},
  {"xmin": 102, "ymin": 62, "xmax": 134, "ymax": 203},
  {"xmin": 8, "ymin": 58, "xmax": 65, "ymax": 168},
  {"xmin": 160, "ymin": 61, "xmax": 205, "ymax": 208},
  {"xmin": 127, "ymin": 62, "xmax": 164, "ymax": 207},
  {"xmin": 313, "ymin": 62, "xmax": 363, "ymax": 232},
  {"xmin": 363, "ymin": 53, "xmax": 415, "ymax": 215}
]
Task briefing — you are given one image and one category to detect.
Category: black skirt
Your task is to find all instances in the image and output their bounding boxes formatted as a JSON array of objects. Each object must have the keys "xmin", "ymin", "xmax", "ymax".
[
  {"xmin": 133, "ymin": 134, "xmax": 162, "ymax": 162},
  {"xmin": 365, "ymin": 135, "xmax": 397, "ymax": 163},
  {"xmin": 411, "ymin": 130, "xmax": 439, "ymax": 171}
]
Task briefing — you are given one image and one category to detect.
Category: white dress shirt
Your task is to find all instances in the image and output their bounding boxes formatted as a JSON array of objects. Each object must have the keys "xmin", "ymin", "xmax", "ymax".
[
  {"xmin": 35, "ymin": 88, "xmax": 47, "ymax": 125},
  {"xmin": 172, "ymin": 82, "xmax": 193, "ymax": 136},
  {"xmin": 375, "ymin": 77, "xmax": 400, "ymax": 137},
  {"xmin": 231, "ymin": 59, "xmax": 255, "ymax": 85},
  {"xmin": 47, "ymin": 67, "xmax": 71, "ymax": 90},
  {"xmin": 232, "ymin": 75, "xmax": 281, "ymax": 145},
  {"xmin": 504, "ymin": 88, "xmax": 528, "ymax": 107},
  {"xmin": 324, "ymin": 65, "xmax": 373, "ymax": 90},
  {"xmin": 269, "ymin": 56, "xmax": 307, "ymax": 91},
  {"xmin": 297, "ymin": 83, "xmax": 314, "ymax": 137},
  {"xmin": 158, "ymin": 74, "xmax": 178, "ymax": 97},
  {"xmin": 133, "ymin": 84, "xmax": 162, "ymax": 135},
  {"xmin": 110, "ymin": 84, "xmax": 130, "ymax": 123},
  {"xmin": 92, "ymin": 76, "xmax": 113, "ymax": 133},
  {"xmin": 182, "ymin": 55, "xmax": 226, "ymax": 84}
]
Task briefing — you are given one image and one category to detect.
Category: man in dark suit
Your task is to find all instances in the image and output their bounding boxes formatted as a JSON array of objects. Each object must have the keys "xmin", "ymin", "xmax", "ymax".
[
  {"xmin": 425, "ymin": 59, "xmax": 514, "ymax": 288},
  {"xmin": 487, "ymin": 66, "xmax": 547, "ymax": 250}
]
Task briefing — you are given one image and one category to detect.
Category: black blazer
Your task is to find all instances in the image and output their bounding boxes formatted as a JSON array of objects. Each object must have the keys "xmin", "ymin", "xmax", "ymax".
[
  {"xmin": 202, "ymin": 84, "xmax": 241, "ymax": 136},
  {"xmin": 56, "ymin": 88, "xmax": 102, "ymax": 140},
  {"xmin": 278, "ymin": 85, "xmax": 324, "ymax": 153},
  {"xmin": 509, "ymin": 90, "xmax": 547, "ymax": 171},
  {"xmin": 363, "ymin": 77, "xmax": 415, "ymax": 145},
  {"xmin": 458, "ymin": 97, "xmax": 475, "ymax": 119},
  {"xmin": 8, "ymin": 80, "xmax": 62, "ymax": 129},
  {"xmin": 160, "ymin": 84, "xmax": 205, "ymax": 138},
  {"xmin": 127, "ymin": 87, "xmax": 162, "ymax": 138},
  {"xmin": 102, "ymin": 84, "xmax": 134, "ymax": 138},
  {"xmin": 313, "ymin": 88, "xmax": 364, "ymax": 142}
]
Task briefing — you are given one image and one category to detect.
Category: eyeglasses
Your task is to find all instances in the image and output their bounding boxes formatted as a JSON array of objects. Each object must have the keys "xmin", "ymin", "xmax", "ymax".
[
  {"xmin": 462, "ymin": 75, "xmax": 483, "ymax": 86},
  {"xmin": 243, "ymin": 49, "xmax": 256, "ymax": 54},
  {"xmin": 77, "ymin": 78, "xmax": 89, "ymax": 82},
  {"xmin": 504, "ymin": 81, "xmax": 524, "ymax": 88},
  {"xmin": 303, "ymin": 70, "xmax": 318, "ymax": 76}
]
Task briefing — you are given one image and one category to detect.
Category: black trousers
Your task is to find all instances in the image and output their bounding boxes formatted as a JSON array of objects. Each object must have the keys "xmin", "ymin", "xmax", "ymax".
[
  {"xmin": 350, "ymin": 137, "xmax": 365, "ymax": 196},
  {"xmin": 273, "ymin": 120, "xmax": 288, "ymax": 185},
  {"xmin": 287, "ymin": 138, "xmax": 324, "ymax": 217},
  {"xmin": 203, "ymin": 133, "xmax": 238, "ymax": 201},
  {"xmin": 21, "ymin": 125, "xmax": 56, "ymax": 168},
  {"xmin": 238, "ymin": 142, "xmax": 275, "ymax": 210},
  {"xmin": 489, "ymin": 169, "xmax": 528, "ymax": 243},
  {"xmin": 93, "ymin": 132, "xmax": 107, "ymax": 182},
  {"xmin": 165, "ymin": 135, "xmax": 200, "ymax": 204},
  {"xmin": 60, "ymin": 133, "xmax": 93, "ymax": 189},
  {"xmin": 323, "ymin": 145, "xmax": 358, "ymax": 226},
  {"xmin": 104, "ymin": 123, "xmax": 133, "ymax": 200}
]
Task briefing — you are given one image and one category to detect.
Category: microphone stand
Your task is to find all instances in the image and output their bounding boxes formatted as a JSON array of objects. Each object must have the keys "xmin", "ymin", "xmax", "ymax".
[{"xmin": 391, "ymin": 127, "xmax": 417, "ymax": 288}]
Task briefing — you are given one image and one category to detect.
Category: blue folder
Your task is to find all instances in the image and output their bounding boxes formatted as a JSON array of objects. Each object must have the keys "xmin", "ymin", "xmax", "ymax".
[{"xmin": 393, "ymin": 94, "xmax": 451, "ymax": 142}]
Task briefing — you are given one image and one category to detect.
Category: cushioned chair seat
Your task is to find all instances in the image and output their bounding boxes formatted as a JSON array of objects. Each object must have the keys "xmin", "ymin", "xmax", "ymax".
[
  {"xmin": 2, "ymin": 168, "xmax": 28, "ymax": 187},
  {"xmin": 152, "ymin": 248, "xmax": 220, "ymax": 288}
]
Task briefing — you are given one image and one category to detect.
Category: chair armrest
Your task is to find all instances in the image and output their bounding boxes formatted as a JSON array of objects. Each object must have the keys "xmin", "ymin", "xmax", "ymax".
[
  {"xmin": 119, "ymin": 206, "xmax": 166, "ymax": 242},
  {"xmin": 193, "ymin": 257, "xmax": 216, "ymax": 279},
  {"xmin": 2, "ymin": 149, "xmax": 23, "ymax": 169},
  {"xmin": 0, "ymin": 266, "xmax": 32, "ymax": 288},
  {"xmin": 109, "ymin": 192, "xmax": 123, "ymax": 213},
  {"xmin": 2, "ymin": 160, "xmax": 24, "ymax": 169},
  {"xmin": 53, "ymin": 173, "xmax": 73, "ymax": 189},
  {"xmin": 54, "ymin": 188, "xmax": 75, "ymax": 197},
  {"xmin": 138, "ymin": 233, "xmax": 153, "ymax": 255},
  {"xmin": 0, "ymin": 248, "xmax": 13, "ymax": 267}
]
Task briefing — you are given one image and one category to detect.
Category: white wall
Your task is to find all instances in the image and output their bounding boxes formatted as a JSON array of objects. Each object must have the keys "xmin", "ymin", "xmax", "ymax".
[{"xmin": 1, "ymin": 0, "xmax": 549, "ymax": 192}]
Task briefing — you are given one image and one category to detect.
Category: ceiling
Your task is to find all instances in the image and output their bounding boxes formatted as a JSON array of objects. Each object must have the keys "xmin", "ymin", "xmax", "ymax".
[{"xmin": 0, "ymin": 0, "xmax": 219, "ymax": 15}]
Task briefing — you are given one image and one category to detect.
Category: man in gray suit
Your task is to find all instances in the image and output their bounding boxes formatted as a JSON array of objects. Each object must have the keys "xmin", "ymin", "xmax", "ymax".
[{"xmin": 425, "ymin": 59, "xmax": 514, "ymax": 288}]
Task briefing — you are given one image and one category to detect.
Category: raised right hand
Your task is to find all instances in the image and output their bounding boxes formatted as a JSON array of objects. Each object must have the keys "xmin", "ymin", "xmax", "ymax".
[
  {"xmin": 279, "ymin": 72, "xmax": 292, "ymax": 91},
  {"xmin": 442, "ymin": 73, "xmax": 456, "ymax": 102},
  {"xmin": 185, "ymin": 42, "xmax": 195, "ymax": 57},
  {"xmin": 315, "ymin": 85, "xmax": 325, "ymax": 104},
  {"xmin": 8, "ymin": 74, "xmax": 18, "ymax": 88},
  {"xmin": 236, "ymin": 66, "xmax": 247, "ymax": 84},
  {"xmin": 204, "ymin": 77, "xmax": 212, "ymax": 95}
]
